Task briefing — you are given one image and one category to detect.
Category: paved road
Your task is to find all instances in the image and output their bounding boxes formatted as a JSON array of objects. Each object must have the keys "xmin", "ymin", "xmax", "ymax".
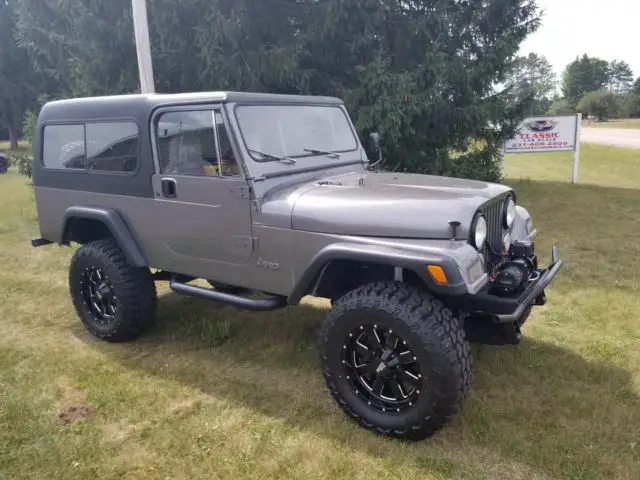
[{"xmin": 581, "ymin": 128, "xmax": 640, "ymax": 149}]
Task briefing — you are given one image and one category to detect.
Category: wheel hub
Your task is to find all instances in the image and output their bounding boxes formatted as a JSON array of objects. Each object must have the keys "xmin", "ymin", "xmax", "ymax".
[
  {"xmin": 81, "ymin": 267, "xmax": 117, "ymax": 323},
  {"xmin": 342, "ymin": 324, "xmax": 424, "ymax": 414}
]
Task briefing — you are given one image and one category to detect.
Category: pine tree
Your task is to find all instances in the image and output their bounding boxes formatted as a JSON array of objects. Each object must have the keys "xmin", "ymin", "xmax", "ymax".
[{"xmin": 14, "ymin": 0, "xmax": 542, "ymax": 181}]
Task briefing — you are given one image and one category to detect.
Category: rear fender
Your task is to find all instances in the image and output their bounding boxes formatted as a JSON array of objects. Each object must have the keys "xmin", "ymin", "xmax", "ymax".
[{"xmin": 62, "ymin": 206, "xmax": 147, "ymax": 267}]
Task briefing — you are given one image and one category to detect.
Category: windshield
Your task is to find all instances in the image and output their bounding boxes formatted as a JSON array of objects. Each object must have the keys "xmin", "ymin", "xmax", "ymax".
[{"xmin": 235, "ymin": 104, "xmax": 359, "ymax": 161}]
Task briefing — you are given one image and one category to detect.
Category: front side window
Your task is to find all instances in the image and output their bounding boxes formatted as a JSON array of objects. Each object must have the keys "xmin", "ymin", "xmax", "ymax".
[
  {"xmin": 234, "ymin": 105, "xmax": 358, "ymax": 161},
  {"xmin": 86, "ymin": 122, "xmax": 138, "ymax": 173},
  {"xmin": 156, "ymin": 109, "xmax": 240, "ymax": 177},
  {"xmin": 43, "ymin": 124, "xmax": 85, "ymax": 170}
]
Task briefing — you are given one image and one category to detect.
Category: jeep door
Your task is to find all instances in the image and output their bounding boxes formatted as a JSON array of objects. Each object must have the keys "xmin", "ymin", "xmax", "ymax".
[{"xmin": 149, "ymin": 105, "xmax": 254, "ymax": 280}]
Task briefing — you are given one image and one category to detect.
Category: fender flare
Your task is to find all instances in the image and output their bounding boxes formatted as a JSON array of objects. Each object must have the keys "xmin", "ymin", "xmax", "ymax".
[
  {"xmin": 62, "ymin": 206, "xmax": 148, "ymax": 267},
  {"xmin": 286, "ymin": 242, "xmax": 468, "ymax": 305}
]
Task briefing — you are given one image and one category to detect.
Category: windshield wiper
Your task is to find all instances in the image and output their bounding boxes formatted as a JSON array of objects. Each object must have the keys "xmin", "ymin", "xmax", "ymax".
[
  {"xmin": 303, "ymin": 148, "xmax": 341, "ymax": 159},
  {"xmin": 248, "ymin": 149, "xmax": 297, "ymax": 165}
]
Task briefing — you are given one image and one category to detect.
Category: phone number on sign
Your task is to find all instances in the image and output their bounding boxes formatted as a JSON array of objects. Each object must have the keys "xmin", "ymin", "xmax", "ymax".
[{"xmin": 507, "ymin": 141, "xmax": 571, "ymax": 149}]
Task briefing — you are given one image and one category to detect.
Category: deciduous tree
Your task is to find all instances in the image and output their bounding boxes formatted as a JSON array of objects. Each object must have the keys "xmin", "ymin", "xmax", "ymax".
[
  {"xmin": 562, "ymin": 55, "xmax": 609, "ymax": 109},
  {"xmin": 0, "ymin": 1, "xmax": 38, "ymax": 150},
  {"xmin": 504, "ymin": 53, "xmax": 557, "ymax": 116},
  {"xmin": 607, "ymin": 60, "xmax": 634, "ymax": 94},
  {"xmin": 577, "ymin": 90, "xmax": 618, "ymax": 121},
  {"xmin": 547, "ymin": 99, "xmax": 573, "ymax": 115}
]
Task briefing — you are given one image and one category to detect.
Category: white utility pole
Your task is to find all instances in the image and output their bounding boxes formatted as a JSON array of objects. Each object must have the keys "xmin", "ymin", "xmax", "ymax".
[
  {"xmin": 571, "ymin": 112, "xmax": 583, "ymax": 184},
  {"xmin": 131, "ymin": 0, "xmax": 155, "ymax": 93}
]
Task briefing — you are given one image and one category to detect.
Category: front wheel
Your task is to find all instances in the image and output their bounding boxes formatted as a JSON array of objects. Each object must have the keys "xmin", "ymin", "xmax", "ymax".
[{"xmin": 319, "ymin": 281, "xmax": 471, "ymax": 440}]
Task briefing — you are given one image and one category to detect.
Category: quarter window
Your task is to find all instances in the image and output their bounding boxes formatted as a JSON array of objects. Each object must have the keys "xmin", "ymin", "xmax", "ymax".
[
  {"xmin": 86, "ymin": 122, "xmax": 139, "ymax": 173},
  {"xmin": 42, "ymin": 122, "xmax": 139, "ymax": 173}
]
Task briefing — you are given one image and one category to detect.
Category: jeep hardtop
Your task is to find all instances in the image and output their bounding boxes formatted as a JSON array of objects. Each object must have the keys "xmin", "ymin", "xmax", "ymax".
[{"xmin": 31, "ymin": 91, "xmax": 562, "ymax": 439}]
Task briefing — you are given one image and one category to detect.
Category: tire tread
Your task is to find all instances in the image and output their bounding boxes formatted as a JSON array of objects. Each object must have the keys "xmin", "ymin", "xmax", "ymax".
[
  {"xmin": 319, "ymin": 281, "xmax": 471, "ymax": 440},
  {"xmin": 69, "ymin": 238, "xmax": 157, "ymax": 342}
]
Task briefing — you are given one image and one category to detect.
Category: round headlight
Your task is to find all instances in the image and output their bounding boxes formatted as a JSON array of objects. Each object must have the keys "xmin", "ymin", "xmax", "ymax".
[
  {"xmin": 471, "ymin": 214, "xmax": 487, "ymax": 249},
  {"xmin": 504, "ymin": 197, "xmax": 517, "ymax": 228}
]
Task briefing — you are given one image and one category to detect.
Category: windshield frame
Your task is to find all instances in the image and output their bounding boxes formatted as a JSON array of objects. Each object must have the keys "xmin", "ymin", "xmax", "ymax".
[{"xmin": 232, "ymin": 102, "xmax": 361, "ymax": 163}]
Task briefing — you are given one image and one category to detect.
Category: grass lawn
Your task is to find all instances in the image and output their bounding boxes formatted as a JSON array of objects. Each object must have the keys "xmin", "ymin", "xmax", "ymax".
[
  {"xmin": 582, "ymin": 118, "xmax": 640, "ymax": 130},
  {"xmin": 505, "ymin": 144, "xmax": 640, "ymax": 190},
  {"xmin": 1, "ymin": 144, "xmax": 639, "ymax": 479},
  {"xmin": 0, "ymin": 140, "xmax": 30, "ymax": 154}
]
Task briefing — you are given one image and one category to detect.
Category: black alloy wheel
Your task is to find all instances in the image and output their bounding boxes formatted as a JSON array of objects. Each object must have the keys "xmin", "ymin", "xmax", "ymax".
[
  {"xmin": 80, "ymin": 266, "xmax": 117, "ymax": 323},
  {"xmin": 320, "ymin": 281, "xmax": 471, "ymax": 440},
  {"xmin": 343, "ymin": 324, "xmax": 422, "ymax": 414},
  {"xmin": 69, "ymin": 238, "xmax": 157, "ymax": 342}
]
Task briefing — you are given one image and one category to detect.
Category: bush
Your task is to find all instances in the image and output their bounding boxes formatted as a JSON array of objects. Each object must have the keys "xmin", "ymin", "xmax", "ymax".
[
  {"xmin": 577, "ymin": 90, "xmax": 618, "ymax": 121},
  {"xmin": 547, "ymin": 99, "xmax": 573, "ymax": 115},
  {"xmin": 21, "ymin": 109, "xmax": 37, "ymax": 145},
  {"xmin": 624, "ymin": 94, "xmax": 640, "ymax": 118},
  {"xmin": 9, "ymin": 152, "xmax": 33, "ymax": 178}
]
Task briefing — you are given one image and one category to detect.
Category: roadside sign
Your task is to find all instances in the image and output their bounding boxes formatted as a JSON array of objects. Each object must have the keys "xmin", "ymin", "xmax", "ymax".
[{"xmin": 502, "ymin": 113, "xmax": 582, "ymax": 184}]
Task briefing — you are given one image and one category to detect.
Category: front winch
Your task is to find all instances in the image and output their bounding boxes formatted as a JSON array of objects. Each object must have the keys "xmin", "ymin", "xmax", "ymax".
[{"xmin": 489, "ymin": 240, "xmax": 538, "ymax": 296}]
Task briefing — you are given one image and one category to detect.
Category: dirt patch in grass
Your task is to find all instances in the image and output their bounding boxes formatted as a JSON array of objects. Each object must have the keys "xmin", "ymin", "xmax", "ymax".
[{"xmin": 56, "ymin": 403, "xmax": 95, "ymax": 425}]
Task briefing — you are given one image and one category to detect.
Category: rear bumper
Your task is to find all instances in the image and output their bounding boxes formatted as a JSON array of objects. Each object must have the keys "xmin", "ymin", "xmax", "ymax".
[{"xmin": 443, "ymin": 245, "xmax": 563, "ymax": 323}]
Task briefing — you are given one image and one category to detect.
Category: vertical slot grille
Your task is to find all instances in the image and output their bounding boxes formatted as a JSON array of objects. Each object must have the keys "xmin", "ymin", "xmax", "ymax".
[{"xmin": 480, "ymin": 196, "xmax": 505, "ymax": 267}]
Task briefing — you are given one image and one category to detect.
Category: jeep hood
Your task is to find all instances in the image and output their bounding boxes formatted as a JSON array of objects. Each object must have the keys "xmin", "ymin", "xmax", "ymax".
[{"xmin": 287, "ymin": 171, "xmax": 511, "ymax": 239}]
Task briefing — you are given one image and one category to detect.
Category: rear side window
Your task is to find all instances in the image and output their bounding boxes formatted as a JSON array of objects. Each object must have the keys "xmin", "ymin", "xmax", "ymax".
[
  {"xmin": 42, "ymin": 122, "xmax": 139, "ymax": 173},
  {"xmin": 86, "ymin": 123, "xmax": 138, "ymax": 173},
  {"xmin": 43, "ymin": 124, "xmax": 85, "ymax": 170}
]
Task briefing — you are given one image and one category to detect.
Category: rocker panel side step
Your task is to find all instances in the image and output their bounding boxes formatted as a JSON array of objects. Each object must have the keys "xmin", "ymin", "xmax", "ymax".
[{"xmin": 169, "ymin": 277, "xmax": 287, "ymax": 311}]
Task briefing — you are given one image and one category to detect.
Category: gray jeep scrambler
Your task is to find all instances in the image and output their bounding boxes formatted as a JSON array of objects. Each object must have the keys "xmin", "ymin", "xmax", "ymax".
[{"xmin": 30, "ymin": 91, "xmax": 562, "ymax": 439}]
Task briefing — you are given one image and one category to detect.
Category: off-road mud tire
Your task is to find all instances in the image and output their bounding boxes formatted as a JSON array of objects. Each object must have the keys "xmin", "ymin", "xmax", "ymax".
[
  {"xmin": 517, "ymin": 305, "xmax": 533, "ymax": 327},
  {"xmin": 319, "ymin": 281, "xmax": 471, "ymax": 440},
  {"xmin": 69, "ymin": 239, "xmax": 157, "ymax": 342}
]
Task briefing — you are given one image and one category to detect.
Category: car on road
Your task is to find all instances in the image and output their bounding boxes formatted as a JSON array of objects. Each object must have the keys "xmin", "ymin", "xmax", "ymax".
[
  {"xmin": 30, "ymin": 91, "xmax": 562, "ymax": 439},
  {"xmin": 0, "ymin": 152, "xmax": 8, "ymax": 174}
]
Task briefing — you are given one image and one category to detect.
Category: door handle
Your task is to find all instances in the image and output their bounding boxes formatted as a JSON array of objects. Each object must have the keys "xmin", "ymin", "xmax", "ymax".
[{"xmin": 161, "ymin": 178, "xmax": 177, "ymax": 197}]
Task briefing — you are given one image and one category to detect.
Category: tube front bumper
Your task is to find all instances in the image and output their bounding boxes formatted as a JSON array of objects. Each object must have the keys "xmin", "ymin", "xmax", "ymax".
[{"xmin": 441, "ymin": 245, "xmax": 563, "ymax": 323}]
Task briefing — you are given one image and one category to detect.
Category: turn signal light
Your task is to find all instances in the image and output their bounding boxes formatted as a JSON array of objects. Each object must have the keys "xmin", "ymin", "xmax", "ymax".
[{"xmin": 427, "ymin": 265, "xmax": 448, "ymax": 285}]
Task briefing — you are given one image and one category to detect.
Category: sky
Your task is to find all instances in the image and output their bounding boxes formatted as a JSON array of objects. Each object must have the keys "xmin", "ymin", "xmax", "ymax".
[{"xmin": 518, "ymin": 0, "xmax": 640, "ymax": 81}]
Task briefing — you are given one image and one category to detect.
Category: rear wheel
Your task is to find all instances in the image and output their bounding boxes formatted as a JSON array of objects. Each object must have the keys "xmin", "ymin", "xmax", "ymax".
[
  {"xmin": 319, "ymin": 281, "xmax": 471, "ymax": 440},
  {"xmin": 69, "ymin": 239, "xmax": 157, "ymax": 342}
]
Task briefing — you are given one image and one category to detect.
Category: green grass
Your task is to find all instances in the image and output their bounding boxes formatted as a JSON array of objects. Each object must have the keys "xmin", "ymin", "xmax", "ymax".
[
  {"xmin": 1, "ymin": 146, "xmax": 639, "ymax": 479},
  {"xmin": 582, "ymin": 118, "xmax": 640, "ymax": 129},
  {"xmin": 0, "ymin": 140, "xmax": 30, "ymax": 154},
  {"xmin": 505, "ymin": 144, "xmax": 640, "ymax": 190}
]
